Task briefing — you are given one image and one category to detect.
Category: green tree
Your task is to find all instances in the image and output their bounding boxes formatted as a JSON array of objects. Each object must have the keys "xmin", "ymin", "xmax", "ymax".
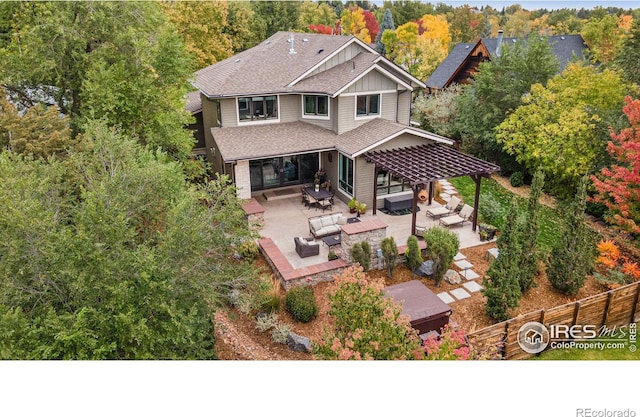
[
  {"xmin": 0, "ymin": 122, "xmax": 256, "ymax": 359},
  {"xmin": 299, "ymin": 1, "xmax": 337, "ymax": 30},
  {"xmin": 547, "ymin": 177, "xmax": 595, "ymax": 295},
  {"xmin": 226, "ymin": 2, "xmax": 265, "ymax": 53},
  {"xmin": 455, "ymin": 35, "xmax": 558, "ymax": 172},
  {"xmin": 447, "ymin": 5, "xmax": 483, "ymax": 44},
  {"xmin": 252, "ymin": 1, "xmax": 301, "ymax": 37},
  {"xmin": 412, "ymin": 84, "xmax": 462, "ymax": 138},
  {"xmin": 482, "ymin": 200, "xmax": 522, "ymax": 321},
  {"xmin": 405, "ymin": 235, "xmax": 423, "ymax": 278},
  {"xmin": 380, "ymin": 0, "xmax": 434, "ymax": 27},
  {"xmin": 515, "ymin": 169, "xmax": 544, "ymax": 293},
  {"xmin": 381, "ymin": 236, "xmax": 398, "ymax": 280},
  {"xmin": 422, "ymin": 227, "xmax": 459, "ymax": 287},
  {"xmin": 581, "ymin": 14, "xmax": 626, "ymax": 64},
  {"xmin": 162, "ymin": 1, "xmax": 233, "ymax": 67},
  {"xmin": 314, "ymin": 266, "xmax": 422, "ymax": 360},
  {"xmin": 0, "ymin": 2, "xmax": 196, "ymax": 161},
  {"xmin": 615, "ymin": 17, "xmax": 640, "ymax": 87},
  {"xmin": 497, "ymin": 62, "xmax": 629, "ymax": 197},
  {"xmin": 375, "ymin": 8, "xmax": 395, "ymax": 55}
]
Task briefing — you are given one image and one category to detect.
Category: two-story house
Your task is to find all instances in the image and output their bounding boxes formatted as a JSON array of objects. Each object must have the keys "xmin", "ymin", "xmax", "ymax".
[{"xmin": 188, "ymin": 31, "xmax": 457, "ymax": 208}]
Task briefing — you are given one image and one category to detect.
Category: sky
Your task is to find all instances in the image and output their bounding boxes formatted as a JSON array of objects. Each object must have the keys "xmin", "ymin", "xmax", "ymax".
[{"xmin": 435, "ymin": 0, "xmax": 640, "ymax": 9}]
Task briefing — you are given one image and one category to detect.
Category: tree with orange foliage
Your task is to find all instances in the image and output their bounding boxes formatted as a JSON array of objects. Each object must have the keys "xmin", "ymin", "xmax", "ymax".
[
  {"xmin": 591, "ymin": 96, "xmax": 640, "ymax": 238},
  {"xmin": 339, "ymin": 4, "xmax": 375, "ymax": 43}
]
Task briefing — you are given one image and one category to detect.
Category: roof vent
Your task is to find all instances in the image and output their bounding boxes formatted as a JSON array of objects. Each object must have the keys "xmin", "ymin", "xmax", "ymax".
[
  {"xmin": 288, "ymin": 33, "xmax": 296, "ymax": 55},
  {"xmin": 465, "ymin": 45, "xmax": 470, "ymax": 49},
  {"xmin": 234, "ymin": 59, "xmax": 240, "ymax": 63},
  {"xmin": 512, "ymin": 39, "xmax": 516, "ymax": 43},
  {"xmin": 496, "ymin": 29, "xmax": 504, "ymax": 57},
  {"xmin": 303, "ymin": 38, "xmax": 309, "ymax": 42},
  {"xmin": 318, "ymin": 48, "xmax": 324, "ymax": 54},
  {"xmin": 561, "ymin": 36, "xmax": 565, "ymax": 40},
  {"xmin": 265, "ymin": 40, "xmax": 271, "ymax": 45}
]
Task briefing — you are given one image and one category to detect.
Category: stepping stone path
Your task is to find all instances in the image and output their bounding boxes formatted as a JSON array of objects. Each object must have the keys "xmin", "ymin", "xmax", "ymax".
[
  {"xmin": 440, "ymin": 192, "xmax": 451, "ymax": 199},
  {"xmin": 454, "ymin": 259, "xmax": 474, "ymax": 270},
  {"xmin": 450, "ymin": 288, "xmax": 471, "ymax": 300},
  {"xmin": 453, "ymin": 252, "xmax": 466, "ymax": 261},
  {"xmin": 437, "ymin": 292, "xmax": 455, "ymax": 304},
  {"xmin": 462, "ymin": 269, "xmax": 480, "ymax": 281},
  {"xmin": 463, "ymin": 281, "xmax": 483, "ymax": 293}
]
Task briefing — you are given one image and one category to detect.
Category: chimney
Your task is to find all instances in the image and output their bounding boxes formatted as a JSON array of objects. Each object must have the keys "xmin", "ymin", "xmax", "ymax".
[
  {"xmin": 496, "ymin": 30, "xmax": 504, "ymax": 57},
  {"xmin": 288, "ymin": 33, "xmax": 296, "ymax": 55}
]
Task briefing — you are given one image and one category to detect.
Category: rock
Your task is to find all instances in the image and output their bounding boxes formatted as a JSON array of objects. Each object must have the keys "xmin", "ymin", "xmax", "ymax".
[
  {"xmin": 287, "ymin": 332, "xmax": 312, "ymax": 353},
  {"xmin": 444, "ymin": 269, "xmax": 462, "ymax": 285},
  {"xmin": 417, "ymin": 260, "xmax": 434, "ymax": 277}
]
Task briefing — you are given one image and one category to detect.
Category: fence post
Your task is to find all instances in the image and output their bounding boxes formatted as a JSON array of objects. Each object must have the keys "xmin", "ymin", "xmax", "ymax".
[
  {"xmin": 602, "ymin": 291, "xmax": 614, "ymax": 327},
  {"xmin": 630, "ymin": 282, "xmax": 640, "ymax": 323},
  {"xmin": 572, "ymin": 301, "xmax": 581, "ymax": 327}
]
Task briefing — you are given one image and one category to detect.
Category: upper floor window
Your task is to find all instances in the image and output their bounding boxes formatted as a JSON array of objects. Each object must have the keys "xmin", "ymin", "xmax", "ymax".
[
  {"xmin": 356, "ymin": 94, "xmax": 380, "ymax": 117},
  {"xmin": 303, "ymin": 95, "xmax": 329, "ymax": 119},
  {"xmin": 238, "ymin": 96, "xmax": 278, "ymax": 122}
]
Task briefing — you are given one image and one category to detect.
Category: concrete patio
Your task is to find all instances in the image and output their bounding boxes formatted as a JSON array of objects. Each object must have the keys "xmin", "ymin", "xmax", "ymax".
[{"xmin": 254, "ymin": 186, "xmax": 490, "ymax": 271}]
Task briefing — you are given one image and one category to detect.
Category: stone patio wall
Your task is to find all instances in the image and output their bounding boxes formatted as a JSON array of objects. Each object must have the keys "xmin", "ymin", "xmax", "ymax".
[{"xmin": 340, "ymin": 219, "xmax": 388, "ymax": 270}]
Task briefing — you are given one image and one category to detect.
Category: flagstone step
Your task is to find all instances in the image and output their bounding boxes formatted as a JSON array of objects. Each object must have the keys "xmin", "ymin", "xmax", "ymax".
[
  {"xmin": 437, "ymin": 292, "xmax": 455, "ymax": 304},
  {"xmin": 463, "ymin": 281, "xmax": 483, "ymax": 293},
  {"xmin": 450, "ymin": 288, "xmax": 471, "ymax": 300}
]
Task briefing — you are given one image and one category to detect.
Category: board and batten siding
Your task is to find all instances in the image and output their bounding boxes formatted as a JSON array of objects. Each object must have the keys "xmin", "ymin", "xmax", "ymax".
[
  {"xmin": 220, "ymin": 98, "xmax": 238, "ymax": 127},
  {"xmin": 279, "ymin": 94, "xmax": 299, "ymax": 123},
  {"xmin": 396, "ymin": 90, "xmax": 411, "ymax": 125},
  {"xmin": 308, "ymin": 43, "xmax": 370, "ymax": 77},
  {"xmin": 344, "ymin": 70, "xmax": 397, "ymax": 94},
  {"xmin": 371, "ymin": 133, "xmax": 430, "ymax": 153},
  {"xmin": 337, "ymin": 91, "xmax": 397, "ymax": 135}
]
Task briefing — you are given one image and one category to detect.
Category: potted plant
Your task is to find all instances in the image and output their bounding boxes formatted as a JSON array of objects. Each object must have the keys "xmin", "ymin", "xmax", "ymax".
[
  {"xmin": 328, "ymin": 250, "xmax": 339, "ymax": 261},
  {"xmin": 356, "ymin": 202, "xmax": 367, "ymax": 216},
  {"xmin": 314, "ymin": 179, "xmax": 320, "ymax": 192},
  {"xmin": 478, "ymin": 223, "xmax": 498, "ymax": 241},
  {"xmin": 348, "ymin": 197, "xmax": 358, "ymax": 213}
]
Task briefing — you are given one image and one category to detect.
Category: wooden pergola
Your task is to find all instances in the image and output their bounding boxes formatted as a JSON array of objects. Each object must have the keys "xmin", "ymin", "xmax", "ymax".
[{"xmin": 363, "ymin": 143, "xmax": 501, "ymax": 234}]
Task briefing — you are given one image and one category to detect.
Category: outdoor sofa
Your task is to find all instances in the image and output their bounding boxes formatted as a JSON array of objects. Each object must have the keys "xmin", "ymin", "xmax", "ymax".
[{"xmin": 308, "ymin": 213, "xmax": 346, "ymax": 238}]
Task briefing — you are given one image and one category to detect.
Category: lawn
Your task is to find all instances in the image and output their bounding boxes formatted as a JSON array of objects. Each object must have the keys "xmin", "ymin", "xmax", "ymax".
[{"xmin": 450, "ymin": 176, "xmax": 573, "ymax": 253}]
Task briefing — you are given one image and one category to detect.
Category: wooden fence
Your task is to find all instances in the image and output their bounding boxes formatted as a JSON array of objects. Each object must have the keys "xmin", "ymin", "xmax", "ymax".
[{"xmin": 467, "ymin": 280, "xmax": 640, "ymax": 360}]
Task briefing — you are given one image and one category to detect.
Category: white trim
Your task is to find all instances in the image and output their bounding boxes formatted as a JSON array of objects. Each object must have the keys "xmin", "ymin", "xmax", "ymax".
[
  {"xmin": 374, "ymin": 57, "xmax": 427, "ymax": 88},
  {"xmin": 332, "ymin": 65, "xmax": 413, "ymax": 98},
  {"xmin": 301, "ymin": 94, "xmax": 330, "ymax": 121},
  {"xmin": 340, "ymin": 89, "xmax": 397, "ymax": 97},
  {"xmin": 338, "ymin": 152, "xmax": 355, "ymax": 197},
  {"xmin": 235, "ymin": 95, "xmax": 281, "ymax": 125},
  {"xmin": 351, "ymin": 129, "xmax": 454, "ymax": 158},
  {"xmin": 353, "ymin": 93, "xmax": 382, "ymax": 120},
  {"xmin": 288, "ymin": 36, "xmax": 378, "ymax": 87}
]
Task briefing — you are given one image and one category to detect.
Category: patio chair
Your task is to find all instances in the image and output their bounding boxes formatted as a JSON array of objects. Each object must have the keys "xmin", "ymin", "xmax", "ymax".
[
  {"xmin": 425, "ymin": 196, "xmax": 461, "ymax": 219},
  {"xmin": 318, "ymin": 197, "xmax": 332, "ymax": 212},
  {"xmin": 301, "ymin": 189, "xmax": 310, "ymax": 206},
  {"xmin": 439, "ymin": 204, "xmax": 474, "ymax": 228},
  {"xmin": 307, "ymin": 194, "xmax": 319, "ymax": 210},
  {"xmin": 295, "ymin": 237, "xmax": 320, "ymax": 258}
]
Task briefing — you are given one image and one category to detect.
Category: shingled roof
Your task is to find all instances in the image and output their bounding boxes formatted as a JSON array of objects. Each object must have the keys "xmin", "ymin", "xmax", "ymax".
[
  {"xmin": 211, "ymin": 119, "xmax": 452, "ymax": 162},
  {"xmin": 425, "ymin": 42, "xmax": 475, "ymax": 90},
  {"xmin": 426, "ymin": 34, "xmax": 587, "ymax": 91}
]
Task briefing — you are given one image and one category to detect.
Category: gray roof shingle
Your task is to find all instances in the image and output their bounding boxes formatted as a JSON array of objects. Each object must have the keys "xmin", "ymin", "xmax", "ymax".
[
  {"xmin": 425, "ymin": 43, "xmax": 474, "ymax": 90},
  {"xmin": 212, "ymin": 119, "xmax": 452, "ymax": 162},
  {"xmin": 194, "ymin": 32, "xmax": 355, "ymax": 98}
]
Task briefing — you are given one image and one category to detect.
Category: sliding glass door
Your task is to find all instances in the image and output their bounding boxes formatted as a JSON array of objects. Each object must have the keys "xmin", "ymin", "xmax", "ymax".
[{"xmin": 249, "ymin": 154, "xmax": 319, "ymax": 191}]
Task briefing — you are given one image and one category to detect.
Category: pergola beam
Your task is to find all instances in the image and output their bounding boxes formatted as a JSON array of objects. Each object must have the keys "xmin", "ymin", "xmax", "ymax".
[{"xmin": 364, "ymin": 143, "xmax": 500, "ymax": 236}]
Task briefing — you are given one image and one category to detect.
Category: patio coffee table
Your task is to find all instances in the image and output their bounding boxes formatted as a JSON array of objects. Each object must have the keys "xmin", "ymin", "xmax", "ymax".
[{"xmin": 322, "ymin": 234, "xmax": 341, "ymax": 248}]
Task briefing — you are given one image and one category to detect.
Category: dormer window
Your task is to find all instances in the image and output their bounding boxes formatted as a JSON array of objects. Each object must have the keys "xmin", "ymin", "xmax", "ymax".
[
  {"xmin": 356, "ymin": 94, "xmax": 380, "ymax": 118},
  {"xmin": 303, "ymin": 95, "xmax": 329, "ymax": 119},
  {"xmin": 238, "ymin": 96, "xmax": 279, "ymax": 122}
]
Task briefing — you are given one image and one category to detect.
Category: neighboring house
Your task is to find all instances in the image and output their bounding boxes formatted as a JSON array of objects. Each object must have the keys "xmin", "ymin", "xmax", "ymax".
[
  {"xmin": 187, "ymin": 31, "xmax": 455, "ymax": 208},
  {"xmin": 425, "ymin": 31, "xmax": 588, "ymax": 93}
]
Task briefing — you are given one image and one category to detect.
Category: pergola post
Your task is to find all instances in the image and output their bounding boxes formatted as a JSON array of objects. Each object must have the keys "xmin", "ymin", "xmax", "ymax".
[
  {"xmin": 428, "ymin": 181, "xmax": 434, "ymax": 205},
  {"xmin": 372, "ymin": 165, "xmax": 379, "ymax": 214},
  {"xmin": 411, "ymin": 185, "xmax": 419, "ymax": 235},
  {"xmin": 471, "ymin": 174, "xmax": 481, "ymax": 232}
]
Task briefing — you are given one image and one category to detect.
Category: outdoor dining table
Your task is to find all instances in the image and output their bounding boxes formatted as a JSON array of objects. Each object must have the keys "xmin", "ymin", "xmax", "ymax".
[{"xmin": 303, "ymin": 187, "xmax": 332, "ymax": 202}]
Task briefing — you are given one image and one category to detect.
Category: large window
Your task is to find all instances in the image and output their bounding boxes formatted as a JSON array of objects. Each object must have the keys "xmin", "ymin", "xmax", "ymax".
[
  {"xmin": 356, "ymin": 94, "xmax": 380, "ymax": 117},
  {"xmin": 238, "ymin": 96, "xmax": 278, "ymax": 122},
  {"xmin": 303, "ymin": 95, "xmax": 329, "ymax": 118},
  {"xmin": 376, "ymin": 169, "xmax": 411, "ymax": 195},
  {"xmin": 339, "ymin": 154, "xmax": 354, "ymax": 195}
]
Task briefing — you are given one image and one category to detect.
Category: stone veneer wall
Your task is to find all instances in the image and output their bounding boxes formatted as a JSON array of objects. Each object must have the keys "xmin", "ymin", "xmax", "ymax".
[
  {"xmin": 241, "ymin": 198, "xmax": 265, "ymax": 232},
  {"xmin": 340, "ymin": 219, "xmax": 388, "ymax": 270}
]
